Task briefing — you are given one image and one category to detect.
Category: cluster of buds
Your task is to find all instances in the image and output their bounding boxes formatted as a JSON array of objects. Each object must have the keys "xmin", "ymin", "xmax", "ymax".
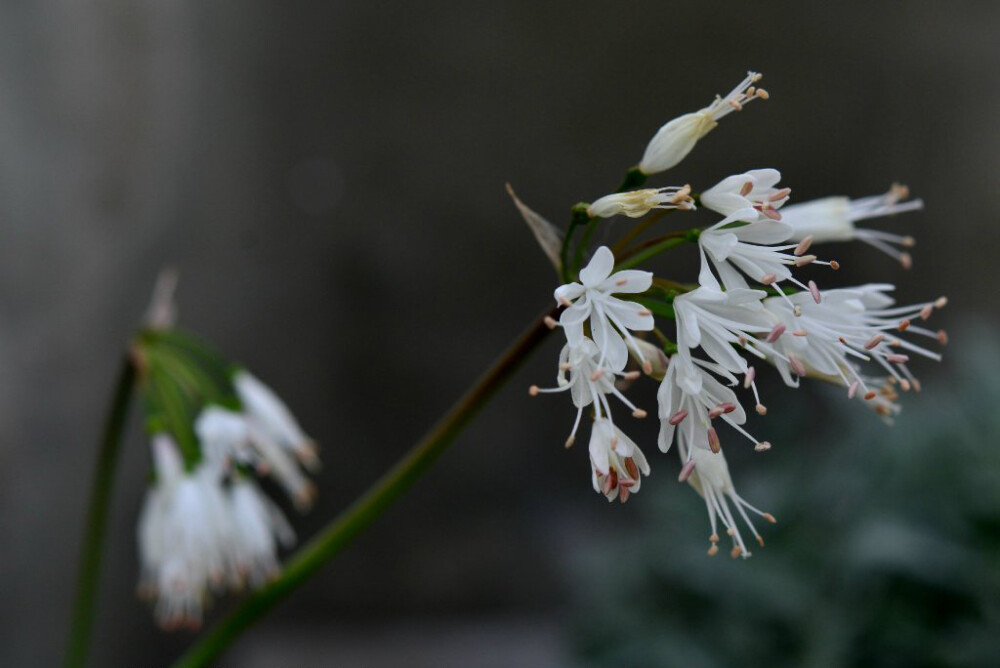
[
  {"xmin": 519, "ymin": 72, "xmax": 946, "ymax": 558},
  {"xmin": 132, "ymin": 321, "xmax": 318, "ymax": 630}
]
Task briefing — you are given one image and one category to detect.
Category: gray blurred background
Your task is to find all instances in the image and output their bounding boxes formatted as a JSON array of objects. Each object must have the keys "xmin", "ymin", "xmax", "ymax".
[{"xmin": 1, "ymin": 1, "xmax": 997, "ymax": 666}]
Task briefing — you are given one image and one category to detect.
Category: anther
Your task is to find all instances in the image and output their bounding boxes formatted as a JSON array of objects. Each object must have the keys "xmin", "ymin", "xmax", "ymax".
[
  {"xmin": 707, "ymin": 426, "xmax": 721, "ymax": 453},
  {"xmin": 793, "ymin": 236, "xmax": 814, "ymax": 256},
  {"xmin": 529, "ymin": 385, "xmax": 540, "ymax": 396},
  {"xmin": 920, "ymin": 304, "xmax": 934, "ymax": 320},
  {"xmin": 886, "ymin": 353, "xmax": 909, "ymax": 364},
  {"xmin": 616, "ymin": 278, "xmax": 628, "ymax": 286},
  {"xmin": 808, "ymin": 280, "xmax": 822, "ymax": 304},
  {"xmin": 739, "ymin": 335, "xmax": 748, "ymax": 347},
  {"xmin": 740, "ymin": 181, "xmax": 754, "ymax": 197},
  {"xmin": 710, "ymin": 533, "xmax": 720, "ymax": 543},
  {"xmin": 755, "ymin": 88, "xmax": 769, "ymax": 99},
  {"xmin": 756, "ymin": 535, "xmax": 765, "ymax": 547},
  {"xmin": 642, "ymin": 360, "xmax": 653, "ymax": 375},
  {"xmin": 755, "ymin": 441, "xmax": 772, "ymax": 452},
  {"xmin": 765, "ymin": 323, "xmax": 786, "ymax": 343},
  {"xmin": 632, "ymin": 409, "xmax": 648, "ymax": 419},
  {"xmin": 638, "ymin": 309, "xmax": 652, "ymax": 317},
  {"xmin": 730, "ymin": 546, "xmax": 743, "ymax": 559},
  {"xmin": 719, "ymin": 402, "xmax": 737, "ymax": 414},
  {"xmin": 829, "ymin": 260, "xmax": 841, "ymax": 270},
  {"xmin": 564, "ymin": 436, "xmax": 575, "ymax": 448},
  {"xmin": 624, "ymin": 457, "xmax": 640, "ymax": 480},
  {"xmin": 590, "ymin": 370, "xmax": 604, "ymax": 382},
  {"xmin": 770, "ymin": 188, "xmax": 791, "ymax": 202},
  {"xmin": 900, "ymin": 252, "xmax": 912, "ymax": 270},
  {"xmin": 794, "ymin": 254, "xmax": 817, "ymax": 267},
  {"xmin": 865, "ymin": 334, "xmax": 884, "ymax": 350},
  {"xmin": 708, "ymin": 545, "xmax": 719, "ymax": 556},
  {"xmin": 544, "ymin": 316, "xmax": 558, "ymax": 329},
  {"xmin": 623, "ymin": 370, "xmax": 641, "ymax": 381},
  {"xmin": 901, "ymin": 235, "xmax": 916, "ymax": 247},
  {"xmin": 899, "ymin": 379, "xmax": 911, "ymax": 392},
  {"xmin": 760, "ymin": 273, "xmax": 778, "ymax": 285},
  {"xmin": 708, "ymin": 406, "xmax": 724, "ymax": 419},
  {"xmin": 678, "ymin": 460, "xmax": 696, "ymax": 482},
  {"xmin": 898, "ymin": 319, "xmax": 911, "ymax": 332},
  {"xmin": 668, "ymin": 409, "xmax": 689, "ymax": 426},
  {"xmin": 559, "ymin": 362, "xmax": 573, "ymax": 371},
  {"xmin": 793, "ymin": 329, "xmax": 808, "ymax": 337},
  {"xmin": 762, "ymin": 207, "xmax": 782, "ymax": 221},
  {"xmin": 935, "ymin": 296, "xmax": 948, "ymax": 309},
  {"xmin": 789, "ymin": 355, "xmax": 806, "ymax": 377},
  {"xmin": 756, "ymin": 403, "xmax": 767, "ymax": 416},
  {"xmin": 864, "ymin": 391, "xmax": 877, "ymax": 401},
  {"xmin": 793, "ymin": 305, "xmax": 803, "ymax": 317},
  {"xmin": 937, "ymin": 329, "xmax": 949, "ymax": 345},
  {"xmin": 764, "ymin": 513, "xmax": 777, "ymax": 524},
  {"xmin": 558, "ymin": 296, "xmax": 572, "ymax": 307},
  {"xmin": 609, "ymin": 437, "xmax": 619, "ymax": 451},
  {"xmin": 743, "ymin": 367, "xmax": 756, "ymax": 388},
  {"xmin": 848, "ymin": 380, "xmax": 859, "ymax": 399}
]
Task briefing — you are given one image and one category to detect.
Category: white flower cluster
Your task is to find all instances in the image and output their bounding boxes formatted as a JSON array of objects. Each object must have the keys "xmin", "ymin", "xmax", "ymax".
[
  {"xmin": 528, "ymin": 72, "xmax": 946, "ymax": 558},
  {"xmin": 137, "ymin": 371, "xmax": 318, "ymax": 629}
]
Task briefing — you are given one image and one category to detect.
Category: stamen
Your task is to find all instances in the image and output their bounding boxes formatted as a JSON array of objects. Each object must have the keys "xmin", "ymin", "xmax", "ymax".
[
  {"xmin": 632, "ymin": 409, "xmax": 648, "ymax": 419},
  {"xmin": 760, "ymin": 273, "xmax": 778, "ymax": 285},
  {"xmin": 764, "ymin": 513, "xmax": 777, "ymax": 524},
  {"xmin": 609, "ymin": 436, "xmax": 619, "ymax": 451},
  {"xmin": 920, "ymin": 304, "xmax": 934, "ymax": 320},
  {"xmin": 564, "ymin": 436, "xmax": 575, "ymax": 448},
  {"xmin": 730, "ymin": 546, "xmax": 743, "ymax": 559},
  {"xmin": 900, "ymin": 252, "xmax": 912, "ymax": 270},
  {"xmin": 719, "ymin": 402, "xmax": 737, "ymax": 414},
  {"xmin": 793, "ymin": 329, "xmax": 808, "ymax": 337},
  {"xmin": 794, "ymin": 254, "xmax": 817, "ymax": 267},
  {"xmin": 937, "ymin": 329, "xmax": 949, "ymax": 345},
  {"xmin": 678, "ymin": 460, "xmax": 696, "ymax": 482},
  {"xmin": 707, "ymin": 426, "xmax": 721, "ymax": 453},
  {"xmin": 864, "ymin": 391, "xmax": 877, "ymax": 400},
  {"xmin": 756, "ymin": 403, "xmax": 767, "ymax": 416},
  {"xmin": 830, "ymin": 260, "xmax": 841, "ymax": 270},
  {"xmin": 935, "ymin": 297, "xmax": 948, "ymax": 308},
  {"xmin": 668, "ymin": 409, "xmax": 689, "ymax": 425},
  {"xmin": 848, "ymin": 380, "xmax": 860, "ymax": 399},
  {"xmin": 623, "ymin": 370, "xmax": 641, "ymax": 380},
  {"xmin": 808, "ymin": 280, "xmax": 822, "ymax": 304},
  {"xmin": 789, "ymin": 355, "xmax": 806, "ymax": 377},
  {"xmin": 740, "ymin": 181, "xmax": 754, "ymax": 197},
  {"xmin": 793, "ymin": 235, "xmax": 813, "ymax": 256},
  {"xmin": 743, "ymin": 366, "xmax": 756, "ymax": 388},
  {"xmin": 765, "ymin": 323, "xmax": 786, "ymax": 343},
  {"xmin": 543, "ymin": 316, "xmax": 558, "ymax": 329},
  {"xmin": 898, "ymin": 319, "xmax": 910, "ymax": 332},
  {"xmin": 793, "ymin": 305, "xmax": 802, "ymax": 317},
  {"xmin": 886, "ymin": 353, "xmax": 909, "ymax": 364},
  {"xmin": 624, "ymin": 457, "xmax": 640, "ymax": 480},
  {"xmin": 708, "ymin": 544, "xmax": 719, "ymax": 556},
  {"xmin": 590, "ymin": 369, "xmax": 604, "ymax": 381},
  {"xmin": 865, "ymin": 334, "xmax": 884, "ymax": 350},
  {"xmin": 529, "ymin": 385, "xmax": 540, "ymax": 396},
  {"xmin": 755, "ymin": 441, "xmax": 771, "ymax": 452}
]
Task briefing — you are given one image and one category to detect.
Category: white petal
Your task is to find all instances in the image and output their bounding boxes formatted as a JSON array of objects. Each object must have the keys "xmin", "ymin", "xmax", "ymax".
[
  {"xmin": 579, "ymin": 246, "xmax": 615, "ymax": 287},
  {"xmin": 598, "ymin": 269, "xmax": 652, "ymax": 295}
]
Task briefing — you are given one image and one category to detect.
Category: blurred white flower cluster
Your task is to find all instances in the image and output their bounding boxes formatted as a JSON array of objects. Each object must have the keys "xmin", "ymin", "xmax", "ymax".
[
  {"xmin": 525, "ymin": 72, "xmax": 946, "ymax": 558},
  {"xmin": 134, "ymin": 327, "xmax": 318, "ymax": 630}
]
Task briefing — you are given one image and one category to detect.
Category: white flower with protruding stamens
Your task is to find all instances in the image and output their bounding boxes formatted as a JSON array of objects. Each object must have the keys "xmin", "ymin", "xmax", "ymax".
[
  {"xmin": 638, "ymin": 72, "xmax": 769, "ymax": 175},
  {"xmin": 234, "ymin": 370, "xmax": 321, "ymax": 473},
  {"xmin": 700, "ymin": 169, "xmax": 790, "ymax": 222},
  {"xmin": 781, "ymin": 184, "xmax": 923, "ymax": 268},
  {"xmin": 530, "ymin": 337, "xmax": 647, "ymax": 448},
  {"xmin": 762, "ymin": 285, "xmax": 946, "ymax": 397},
  {"xmin": 697, "ymin": 215, "xmax": 836, "ymax": 296},
  {"xmin": 587, "ymin": 186, "xmax": 695, "ymax": 219},
  {"xmin": 588, "ymin": 418, "xmax": 650, "ymax": 503},
  {"xmin": 196, "ymin": 405, "xmax": 317, "ymax": 511},
  {"xmin": 672, "ymin": 283, "xmax": 780, "ymax": 382},
  {"xmin": 657, "ymin": 355, "xmax": 769, "ymax": 457},
  {"xmin": 679, "ymin": 444, "xmax": 776, "ymax": 559},
  {"xmin": 554, "ymin": 246, "xmax": 654, "ymax": 372},
  {"xmin": 228, "ymin": 476, "xmax": 296, "ymax": 587},
  {"xmin": 137, "ymin": 434, "xmax": 236, "ymax": 631}
]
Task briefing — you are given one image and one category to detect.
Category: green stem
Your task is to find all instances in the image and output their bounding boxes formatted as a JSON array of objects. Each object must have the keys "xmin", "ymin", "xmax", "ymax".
[
  {"xmin": 609, "ymin": 209, "xmax": 672, "ymax": 257},
  {"xmin": 169, "ymin": 306, "xmax": 558, "ymax": 668},
  {"xmin": 64, "ymin": 355, "xmax": 138, "ymax": 668},
  {"xmin": 615, "ymin": 228, "xmax": 700, "ymax": 271}
]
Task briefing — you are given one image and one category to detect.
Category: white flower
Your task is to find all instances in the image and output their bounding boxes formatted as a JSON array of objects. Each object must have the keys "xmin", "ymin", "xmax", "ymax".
[
  {"xmin": 762, "ymin": 285, "xmax": 946, "ymax": 396},
  {"xmin": 781, "ymin": 184, "xmax": 923, "ymax": 268},
  {"xmin": 137, "ymin": 435, "xmax": 235, "ymax": 630},
  {"xmin": 680, "ymin": 445, "xmax": 775, "ymax": 559},
  {"xmin": 234, "ymin": 371, "xmax": 321, "ymax": 472},
  {"xmin": 228, "ymin": 476, "xmax": 296, "ymax": 587},
  {"xmin": 672, "ymin": 284, "xmax": 779, "ymax": 381},
  {"xmin": 587, "ymin": 186, "xmax": 694, "ymax": 219},
  {"xmin": 638, "ymin": 71, "xmax": 768, "ymax": 175},
  {"xmin": 700, "ymin": 169, "xmax": 790, "ymax": 222},
  {"xmin": 588, "ymin": 418, "xmax": 650, "ymax": 503},
  {"xmin": 530, "ymin": 337, "xmax": 647, "ymax": 447},
  {"xmin": 657, "ymin": 355, "xmax": 769, "ymax": 456},
  {"xmin": 554, "ymin": 246, "xmax": 654, "ymax": 372},
  {"xmin": 196, "ymin": 405, "xmax": 316, "ymax": 511}
]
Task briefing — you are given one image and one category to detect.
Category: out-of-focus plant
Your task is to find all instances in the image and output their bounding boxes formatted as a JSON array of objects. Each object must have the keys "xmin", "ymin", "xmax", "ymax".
[{"xmin": 571, "ymin": 326, "xmax": 997, "ymax": 668}]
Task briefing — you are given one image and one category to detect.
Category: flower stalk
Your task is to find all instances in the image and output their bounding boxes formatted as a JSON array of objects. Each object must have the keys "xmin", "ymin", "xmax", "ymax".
[
  {"xmin": 168, "ymin": 305, "xmax": 558, "ymax": 668},
  {"xmin": 64, "ymin": 354, "xmax": 138, "ymax": 668}
]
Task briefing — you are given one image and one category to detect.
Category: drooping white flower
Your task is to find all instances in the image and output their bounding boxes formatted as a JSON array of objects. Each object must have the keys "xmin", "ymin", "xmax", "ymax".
[
  {"xmin": 554, "ymin": 246, "xmax": 654, "ymax": 372},
  {"xmin": 781, "ymin": 184, "xmax": 923, "ymax": 268},
  {"xmin": 196, "ymin": 405, "xmax": 316, "ymax": 511},
  {"xmin": 638, "ymin": 72, "xmax": 769, "ymax": 175},
  {"xmin": 679, "ymin": 444, "xmax": 775, "ymax": 559},
  {"xmin": 700, "ymin": 169, "xmax": 790, "ymax": 222},
  {"xmin": 233, "ymin": 371, "xmax": 321, "ymax": 472},
  {"xmin": 228, "ymin": 476, "xmax": 296, "ymax": 587},
  {"xmin": 657, "ymin": 355, "xmax": 769, "ymax": 457},
  {"xmin": 137, "ymin": 435, "xmax": 236, "ymax": 630},
  {"xmin": 762, "ymin": 285, "xmax": 946, "ymax": 396},
  {"xmin": 587, "ymin": 186, "xmax": 695, "ymax": 219},
  {"xmin": 672, "ymin": 283, "xmax": 780, "ymax": 382},
  {"xmin": 588, "ymin": 418, "xmax": 650, "ymax": 503},
  {"xmin": 530, "ymin": 337, "xmax": 647, "ymax": 447}
]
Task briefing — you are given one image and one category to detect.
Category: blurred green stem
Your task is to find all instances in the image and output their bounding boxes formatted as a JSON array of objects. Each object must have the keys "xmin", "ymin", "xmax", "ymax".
[
  {"xmin": 169, "ymin": 306, "xmax": 557, "ymax": 668},
  {"xmin": 64, "ymin": 355, "xmax": 137, "ymax": 668}
]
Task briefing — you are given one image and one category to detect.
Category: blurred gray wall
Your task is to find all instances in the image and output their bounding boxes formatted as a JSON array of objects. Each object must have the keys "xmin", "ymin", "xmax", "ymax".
[{"xmin": 0, "ymin": 0, "xmax": 997, "ymax": 665}]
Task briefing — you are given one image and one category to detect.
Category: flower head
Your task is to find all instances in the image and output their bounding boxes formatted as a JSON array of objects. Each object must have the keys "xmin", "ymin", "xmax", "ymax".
[
  {"xmin": 589, "ymin": 418, "xmax": 651, "ymax": 503},
  {"xmin": 780, "ymin": 184, "xmax": 923, "ymax": 268},
  {"xmin": 638, "ymin": 72, "xmax": 768, "ymax": 175},
  {"xmin": 554, "ymin": 246, "xmax": 654, "ymax": 372},
  {"xmin": 587, "ymin": 186, "xmax": 694, "ymax": 219}
]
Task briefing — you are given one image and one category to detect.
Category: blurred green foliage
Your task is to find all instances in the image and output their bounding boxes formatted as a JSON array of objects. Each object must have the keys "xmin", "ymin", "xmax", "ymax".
[{"xmin": 572, "ymin": 324, "xmax": 1000, "ymax": 668}]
